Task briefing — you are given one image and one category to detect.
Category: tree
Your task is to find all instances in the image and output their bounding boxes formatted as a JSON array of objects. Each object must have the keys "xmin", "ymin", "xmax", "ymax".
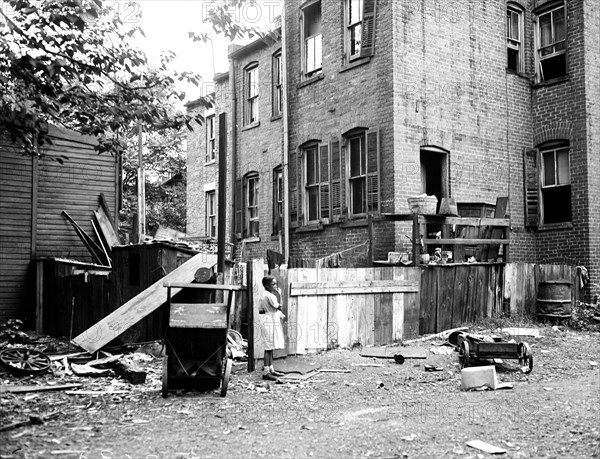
[{"xmin": 0, "ymin": 0, "xmax": 258, "ymax": 158}]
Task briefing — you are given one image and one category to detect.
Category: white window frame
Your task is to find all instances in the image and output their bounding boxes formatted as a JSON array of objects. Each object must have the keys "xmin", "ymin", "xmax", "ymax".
[
  {"xmin": 272, "ymin": 51, "xmax": 283, "ymax": 117},
  {"xmin": 205, "ymin": 190, "xmax": 216, "ymax": 238},
  {"xmin": 347, "ymin": 132, "xmax": 367, "ymax": 217},
  {"xmin": 246, "ymin": 173, "xmax": 259, "ymax": 237},
  {"xmin": 245, "ymin": 64, "xmax": 259, "ymax": 125},
  {"xmin": 301, "ymin": 0, "xmax": 322, "ymax": 77},
  {"xmin": 205, "ymin": 114, "xmax": 216, "ymax": 162},
  {"xmin": 345, "ymin": 0, "xmax": 364, "ymax": 61},
  {"xmin": 535, "ymin": 2, "xmax": 567, "ymax": 82},
  {"xmin": 507, "ymin": 4, "xmax": 524, "ymax": 73},
  {"xmin": 273, "ymin": 166, "xmax": 283, "ymax": 234},
  {"xmin": 540, "ymin": 142, "xmax": 571, "ymax": 224},
  {"xmin": 304, "ymin": 144, "xmax": 321, "ymax": 223}
]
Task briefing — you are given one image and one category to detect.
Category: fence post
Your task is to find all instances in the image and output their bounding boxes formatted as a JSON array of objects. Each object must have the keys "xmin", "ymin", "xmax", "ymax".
[{"xmin": 247, "ymin": 259, "xmax": 265, "ymax": 373}]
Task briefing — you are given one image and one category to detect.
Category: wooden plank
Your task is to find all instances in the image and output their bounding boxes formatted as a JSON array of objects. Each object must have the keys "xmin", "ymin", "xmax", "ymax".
[
  {"xmin": 346, "ymin": 269, "xmax": 360, "ymax": 348},
  {"xmin": 392, "ymin": 267, "xmax": 404, "ymax": 342},
  {"xmin": 72, "ymin": 253, "xmax": 217, "ymax": 353},
  {"xmin": 250, "ymin": 259, "xmax": 264, "ymax": 367},
  {"xmin": 422, "ymin": 238, "xmax": 509, "ymax": 245},
  {"xmin": 403, "ymin": 267, "xmax": 421, "ymax": 340},
  {"xmin": 495, "ymin": 266, "xmax": 505, "ymax": 316},
  {"xmin": 335, "ymin": 269, "xmax": 350, "ymax": 348},
  {"xmin": 94, "ymin": 206, "xmax": 120, "ymax": 248},
  {"xmin": 486, "ymin": 197, "xmax": 509, "ymax": 262},
  {"xmin": 419, "ymin": 268, "xmax": 434, "ymax": 334},
  {"xmin": 168, "ymin": 303, "xmax": 227, "ymax": 328},
  {"xmin": 325, "ymin": 268, "xmax": 340, "ymax": 349},
  {"xmin": 314, "ymin": 269, "xmax": 329, "ymax": 352},
  {"xmin": 451, "ymin": 266, "xmax": 468, "ymax": 327},
  {"xmin": 164, "ymin": 283, "xmax": 245, "ymax": 291},
  {"xmin": 464, "ymin": 264, "xmax": 478, "ymax": 323},
  {"xmin": 360, "ymin": 269, "xmax": 376, "ymax": 346},
  {"xmin": 290, "ymin": 280, "xmax": 419, "ymax": 296},
  {"xmin": 287, "ymin": 269, "xmax": 298, "ymax": 355},
  {"xmin": 374, "ymin": 267, "xmax": 392, "ymax": 345},
  {"xmin": 417, "ymin": 216, "xmax": 511, "ymax": 227},
  {"xmin": 272, "ymin": 268, "xmax": 288, "ymax": 359},
  {"xmin": 436, "ymin": 267, "xmax": 455, "ymax": 333}
]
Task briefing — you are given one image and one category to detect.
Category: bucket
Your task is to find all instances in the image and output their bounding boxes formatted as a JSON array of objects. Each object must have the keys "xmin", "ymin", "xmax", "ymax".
[{"xmin": 537, "ymin": 280, "xmax": 572, "ymax": 318}]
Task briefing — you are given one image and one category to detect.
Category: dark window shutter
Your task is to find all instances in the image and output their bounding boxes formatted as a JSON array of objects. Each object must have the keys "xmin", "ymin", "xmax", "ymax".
[
  {"xmin": 330, "ymin": 140, "xmax": 342, "ymax": 221},
  {"xmin": 523, "ymin": 148, "xmax": 540, "ymax": 227},
  {"xmin": 234, "ymin": 178, "xmax": 242, "ymax": 238},
  {"xmin": 319, "ymin": 143, "xmax": 330, "ymax": 221},
  {"xmin": 289, "ymin": 150, "xmax": 298, "ymax": 225},
  {"xmin": 242, "ymin": 177, "xmax": 248, "ymax": 237},
  {"xmin": 360, "ymin": 0, "xmax": 376, "ymax": 58},
  {"xmin": 366, "ymin": 129, "xmax": 380, "ymax": 214}
]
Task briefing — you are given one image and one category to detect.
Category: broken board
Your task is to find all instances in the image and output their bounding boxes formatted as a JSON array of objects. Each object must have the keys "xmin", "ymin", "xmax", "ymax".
[
  {"xmin": 73, "ymin": 253, "xmax": 217, "ymax": 353},
  {"xmin": 360, "ymin": 346, "xmax": 428, "ymax": 359}
]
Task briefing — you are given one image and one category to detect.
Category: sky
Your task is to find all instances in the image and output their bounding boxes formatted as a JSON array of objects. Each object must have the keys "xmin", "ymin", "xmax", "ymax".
[{"xmin": 129, "ymin": 0, "xmax": 283, "ymax": 104}]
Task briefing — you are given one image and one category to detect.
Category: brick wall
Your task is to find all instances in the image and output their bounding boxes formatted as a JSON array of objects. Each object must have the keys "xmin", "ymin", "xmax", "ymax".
[
  {"xmin": 285, "ymin": 0, "xmax": 395, "ymax": 260},
  {"xmin": 231, "ymin": 38, "xmax": 284, "ymax": 261}
]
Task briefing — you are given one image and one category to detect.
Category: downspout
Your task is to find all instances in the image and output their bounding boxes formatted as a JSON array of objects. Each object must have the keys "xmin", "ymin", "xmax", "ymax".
[
  {"xmin": 230, "ymin": 57, "xmax": 238, "ymax": 246},
  {"xmin": 281, "ymin": 5, "xmax": 290, "ymax": 261}
]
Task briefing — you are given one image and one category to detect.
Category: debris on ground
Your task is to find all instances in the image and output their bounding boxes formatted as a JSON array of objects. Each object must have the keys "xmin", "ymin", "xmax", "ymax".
[{"xmin": 466, "ymin": 439, "xmax": 507, "ymax": 454}]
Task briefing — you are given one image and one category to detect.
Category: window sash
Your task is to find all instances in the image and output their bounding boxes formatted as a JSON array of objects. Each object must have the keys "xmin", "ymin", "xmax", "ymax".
[
  {"xmin": 273, "ymin": 53, "xmax": 282, "ymax": 116},
  {"xmin": 538, "ymin": 6, "xmax": 566, "ymax": 58},
  {"xmin": 246, "ymin": 66, "xmax": 259, "ymax": 124},
  {"xmin": 306, "ymin": 33, "xmax": 322, "ymax": 74},
  {"xmin": 246, "ymin": 176, "xmax": 259, "ymax": 236},
  {"xmin": 206, "ymin": 116, "xmax": 215, "ymax": 162},
  {"xmin": 206, "ymin": 192, "xmax": 216, "ymax": 238},
  {"xmin": 542, "ymin": 148, "xmax": 570, "ymax": 188},
  {"xmin": 348, "ymin": 134, "xmax": 367, "ymax": 216}
]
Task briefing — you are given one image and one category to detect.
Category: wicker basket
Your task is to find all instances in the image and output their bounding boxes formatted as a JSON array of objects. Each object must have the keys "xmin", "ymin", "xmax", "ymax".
[{"xmin": 407, "ymin": 195, "xmax": 438, "ymax": 214}]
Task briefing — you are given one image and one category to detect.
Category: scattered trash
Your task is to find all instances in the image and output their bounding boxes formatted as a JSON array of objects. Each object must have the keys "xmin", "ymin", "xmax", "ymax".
[
  {"xmin": 466, "ymin": 440, "xmax": 507, "ymax": 454},
  {"xmin": 423, "ymin": 364, "xmax": 444, "ymax": 372},
  {"xmin": 0, "ymin": 347, "xmax": 51, "ymax": 374},
  {"xmin": 461, "ymin": 366, "xmax": 499, "ymax": 391},
  {"xmin": 70, "ymin": 363, "xmax": 112, "ymax": 377},
  {"xmin": 376, "ymin": 381, "xmax": 384, "ymax": 389},
  {"xmin": 317, "ymin": 369, "xmax": 351, "ymax": 373},
  {"xmin": 430, "ymin": 346, "xmax": 454, "ymax": 355},
  {"xmin": 543, "ymin": 387, "xmax": 554, "ymax": 391},
  {"xmin": 401, "ymin": 434, "xmax": 416, "ymax": 441},
  {"xmin": 501, "ymin": 328, "xmax": 540, "ymax": 339},
  {"xmin": 589, "ymin": 361, "xmax": 598, "ymax": 368},
  {"xmin": 351, "ymin": 363, "xmax": 385, "ymax": 368},
  {"xmin": 0, "ymin": 384, "xmax": 81, "ymax": 394}
]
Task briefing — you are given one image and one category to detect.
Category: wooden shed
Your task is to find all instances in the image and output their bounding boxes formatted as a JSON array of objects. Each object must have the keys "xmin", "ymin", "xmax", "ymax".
[{"xmin": 0, "ymin": 125, "xmax": 119, "ymax": 323}]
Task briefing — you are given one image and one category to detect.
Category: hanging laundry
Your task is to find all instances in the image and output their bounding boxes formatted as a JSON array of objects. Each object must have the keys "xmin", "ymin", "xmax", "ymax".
[{"xmin": 267, "ymin": 249, "xmax": 286, "ymax": 271}]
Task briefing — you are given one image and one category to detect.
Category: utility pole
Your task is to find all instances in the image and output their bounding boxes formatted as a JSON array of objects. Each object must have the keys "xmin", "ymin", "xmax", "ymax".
[{"xmin": 137, "ymin": 122, "xmax": 146, "ymax": 241}]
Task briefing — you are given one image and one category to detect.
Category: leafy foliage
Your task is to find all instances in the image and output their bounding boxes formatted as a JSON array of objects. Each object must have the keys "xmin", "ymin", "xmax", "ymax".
[{"xmin": 0, "ymin": 0, "xmax": 216, "ymax": 157}]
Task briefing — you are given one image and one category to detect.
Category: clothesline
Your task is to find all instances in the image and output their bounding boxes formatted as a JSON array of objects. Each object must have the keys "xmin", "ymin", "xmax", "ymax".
[{"xmin": 315, "ymin": 239, "xmax": 370, "ymax": 263}]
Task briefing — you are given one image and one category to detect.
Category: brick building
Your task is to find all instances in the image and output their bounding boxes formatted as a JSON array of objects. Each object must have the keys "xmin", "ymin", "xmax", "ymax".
[{"xmin": 187, "ymin": 0, "xmax": 599, "ymax": 300}]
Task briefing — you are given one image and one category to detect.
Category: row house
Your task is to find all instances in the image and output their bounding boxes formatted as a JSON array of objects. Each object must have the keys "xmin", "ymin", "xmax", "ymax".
[{"xmin": 187, "ymin": 0, "xmax": 599, "ymax": 300}]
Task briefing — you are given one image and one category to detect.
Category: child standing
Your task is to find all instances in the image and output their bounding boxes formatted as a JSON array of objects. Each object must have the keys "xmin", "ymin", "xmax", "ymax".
[{"xmin": 259, "ymin": 275, "xmax": 285, "ymax": 380}]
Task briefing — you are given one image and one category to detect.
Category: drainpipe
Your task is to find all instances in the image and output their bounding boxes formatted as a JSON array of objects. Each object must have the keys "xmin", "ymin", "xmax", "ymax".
[
  {"xmin": 230, "ymin": 56, "xmax": 238, "ymax": 247},
  {"xmin": 281, "ymin": 5, "xmax": 290, "ymax": 261}
]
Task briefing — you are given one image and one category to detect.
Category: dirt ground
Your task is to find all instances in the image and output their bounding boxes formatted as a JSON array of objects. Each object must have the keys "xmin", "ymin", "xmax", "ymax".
[{"xmin": 1, "ymin": 324, "xmax": 599, "ymax": 459}]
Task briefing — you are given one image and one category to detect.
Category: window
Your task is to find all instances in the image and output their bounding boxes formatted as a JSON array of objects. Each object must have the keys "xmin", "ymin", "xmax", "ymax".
[
  {"xmin": 348, "ymin": 134, "xmax": 366, "ymax": 215},
  {"xmin": 246, "ymin": 173, "xmax": 259, "ymax": 237},
  {"xmin": 273, "ymin": 166, "xmax": 283, "ymax": 234},
  {"xmin": 245, "ymin": 64, "xmax": 259, "ymax": 124},
  {"xmin": 205, "ymin": 191, "xmax": 216, "ymax": 238},
  {"xmin": 206, "ymin": 115, "xmax": 215, "ymax": 162},
  {"xmin": 344, "ymin": 0, "xmax": 376, "ymax": 61},
  {"xmin": 345, "ymin": 129, "xmax": 379, "ymax": 217},
  {"xmin": 291, "ymin": 129, "xmax": 379, "ymax": 227},
  {"xmin": 507, "ymin": 4, "xmax": 524, "ymax": 72},
  {"xmin": 536, "ymin": 3, "xmax": 566, "ymax": 81},
  {"xmin": 272, "ymin": 51, "xmax": 282, "ymax": 117},
  {"xmin": 305, "ymin": 145, "xmax": 321, "ymax": 222},
  {"xmin": 540, "ymin": 142, "xmax": 571, "ymax": 224},
  {"xmin": 302, "ymin": 1, "xmax": 322, "ymax": 77},
  {"xmin": 347, "ymin": 0, "xmax": 363, "ymax": 58}
]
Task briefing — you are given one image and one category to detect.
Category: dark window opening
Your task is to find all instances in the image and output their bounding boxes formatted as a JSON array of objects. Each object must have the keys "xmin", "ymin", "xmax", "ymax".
[
  {"xmin": 540, "ymin": 54, "xmax": 566, "ymax": 81},
  {"xmin": 542, "ymin": 185, "xmax": 571, "ymax": 223},
  {"xmin": 508, "ymin": 48, "xmax": 519, "ymax": 71}
]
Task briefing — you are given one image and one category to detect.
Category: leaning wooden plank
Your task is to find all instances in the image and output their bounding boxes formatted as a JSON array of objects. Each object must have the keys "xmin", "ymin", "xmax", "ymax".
[
  {"xmin": 61, "ymin": 210, "xmax": 107, "ymax": 265},
  {"xmin": 94, "ymin": 206, "xmax": 120, "ymax": 248},
  {"xmin": 73, "ymin": 253, "xmax": 217, "ymax": 353},
  {"xmin": 91, "ymin": 219, "xmax": 112, "ymax": 268}
]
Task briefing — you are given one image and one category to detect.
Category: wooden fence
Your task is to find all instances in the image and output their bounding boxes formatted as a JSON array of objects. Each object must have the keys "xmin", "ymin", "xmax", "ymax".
[{"xmin": 249, "ymin": 261, "xmax": 580, "ymax": 363}]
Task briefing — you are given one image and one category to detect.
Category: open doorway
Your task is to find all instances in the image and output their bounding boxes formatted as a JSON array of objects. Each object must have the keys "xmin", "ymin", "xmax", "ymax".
[
  {"xmin": 420, "ymin": 146, "xmax": 449, "ymax": 209},
  {"xmin": 420, "ymin": 146, "xmax": 449, "ymax": 246}
]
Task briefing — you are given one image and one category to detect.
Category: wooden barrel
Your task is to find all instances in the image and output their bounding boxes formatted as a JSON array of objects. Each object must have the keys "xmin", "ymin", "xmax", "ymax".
[{"xmin": 537, "ymin": 280, "xmax": 572, "ymax": 318}]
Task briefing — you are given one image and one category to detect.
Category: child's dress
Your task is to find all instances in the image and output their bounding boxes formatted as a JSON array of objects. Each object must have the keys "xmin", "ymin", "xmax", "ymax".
[{"xmin": 259, "ymin": 290, "xmax": 285, "ymax": 350}]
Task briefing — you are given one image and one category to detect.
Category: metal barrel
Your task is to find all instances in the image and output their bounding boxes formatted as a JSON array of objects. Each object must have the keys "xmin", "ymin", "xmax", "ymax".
[{"xmin": 537, "ymin": 280, "xmax": 573, "ymax": 318}]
